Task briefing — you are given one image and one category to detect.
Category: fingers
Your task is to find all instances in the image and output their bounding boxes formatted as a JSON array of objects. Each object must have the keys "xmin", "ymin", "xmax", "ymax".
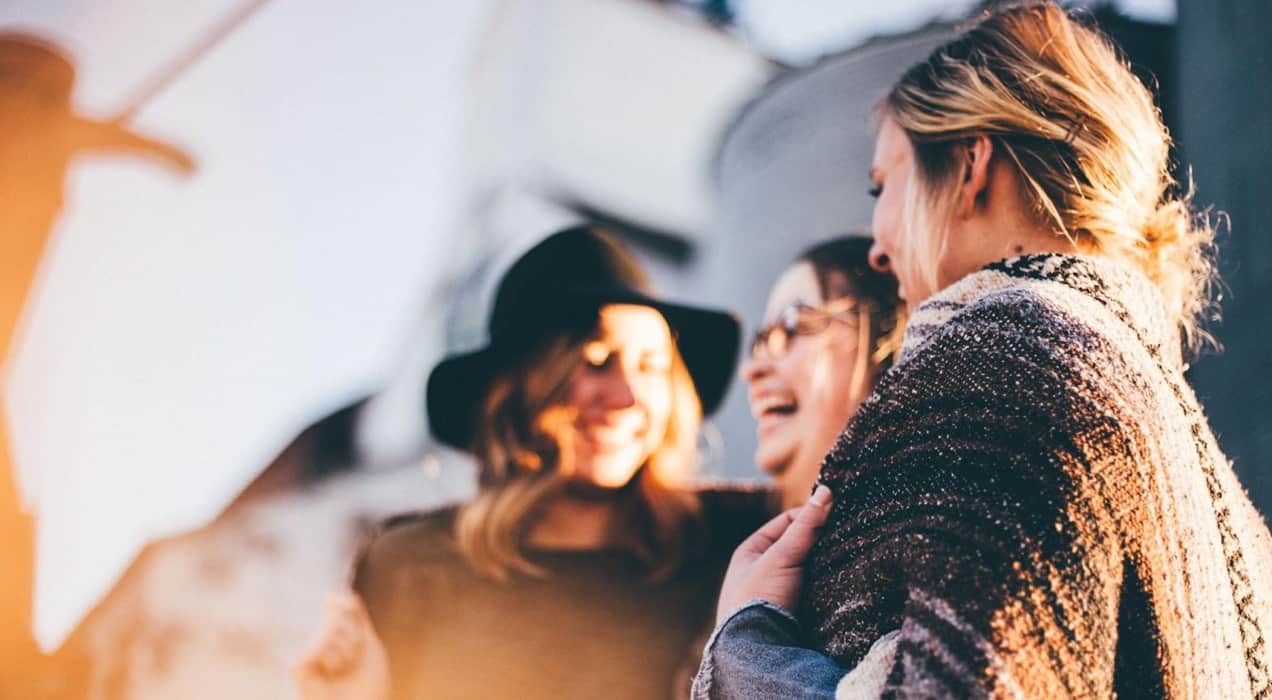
[
  {"xmin": 796, "ymin": 483, "xmax": 833, "ymax": 528},
  {"xmin": 766, "ymin": 484, "xmax": 834, "ymax": 564},
  {"xmin": 734, "ymin": 507, "xmax": 800, "ymax": 558},
  {"xmin": 328, "ymin": 590, "xmax": 371, "ymax": 627},
  {"xmin": 298, "ymin": 592, "xmax": 371, "ymax": 678}
]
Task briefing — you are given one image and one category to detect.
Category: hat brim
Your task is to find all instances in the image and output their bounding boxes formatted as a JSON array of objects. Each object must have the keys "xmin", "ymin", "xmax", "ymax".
[
  {"xmin": 65, "ymin": 115, "xmax": 196, "ymax": 173},
  {"xmin": 426, "ymin": 346, "xmax": 506, "ymax": 451},
  {"xmin": 427, "ymin": 289, "xmax": 740, "ymax": 450}
]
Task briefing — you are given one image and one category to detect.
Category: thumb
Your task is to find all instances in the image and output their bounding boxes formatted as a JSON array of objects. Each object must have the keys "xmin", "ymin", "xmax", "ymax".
[{"xmin": 765, "ymin": 484, "xmax": 833, "ymax": 564}]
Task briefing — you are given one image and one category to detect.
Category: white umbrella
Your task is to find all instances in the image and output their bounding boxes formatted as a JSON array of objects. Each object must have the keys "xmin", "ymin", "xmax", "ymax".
[
  {"xmin": 1, "ymin": 0, "xmax": 774, "ymax": 658},
  {"xmin": 1, "ymin": 0, "xmax": 495, "ymax": 651}
]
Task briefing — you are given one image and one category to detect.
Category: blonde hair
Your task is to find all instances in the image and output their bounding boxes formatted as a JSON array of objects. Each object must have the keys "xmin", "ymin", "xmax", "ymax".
[
  {"xmin": 882, "ymin": 1, "xmax": 1218, "ymax": 356},
  {"xmin": 456, "ymin": 325, "xmax": 702, "ymax": 582}
]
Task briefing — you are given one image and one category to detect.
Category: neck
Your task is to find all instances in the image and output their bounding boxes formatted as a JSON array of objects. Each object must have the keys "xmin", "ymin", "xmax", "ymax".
[
  {"xmin": 998, "ymin": 227, "xmax": 1084, "ymax": 260},
  {"xmin": 526, "ymin": 494, "xmax": 621, "ymax": 550},
  {"xmin": 944, "ymin": 218, "xmax": 1084, "ymax": 291}
]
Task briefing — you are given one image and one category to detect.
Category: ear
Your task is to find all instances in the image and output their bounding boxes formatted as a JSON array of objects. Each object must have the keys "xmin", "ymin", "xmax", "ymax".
[{"xmin": 955, "ymin": 135, "xmax": 994, "ymax": 218}]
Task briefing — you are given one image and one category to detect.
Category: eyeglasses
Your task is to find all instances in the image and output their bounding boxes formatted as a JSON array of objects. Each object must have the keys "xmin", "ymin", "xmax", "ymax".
[{"xmin": 750, "ymin": 298, "xmax": 865, "ymax": 360}]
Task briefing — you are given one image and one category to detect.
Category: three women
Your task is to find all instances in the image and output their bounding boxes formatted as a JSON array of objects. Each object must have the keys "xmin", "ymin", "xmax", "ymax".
[
  {"xmin": 296, "ymin": 229, "xmax": 902, "ymax": 698},
  {"xmin": 295, "ymin": 225, "xmax": 902, "ymax": 698},
  {"xmin": 303, "ymin": 3, "xmax": 1272, "ymax": 697}
]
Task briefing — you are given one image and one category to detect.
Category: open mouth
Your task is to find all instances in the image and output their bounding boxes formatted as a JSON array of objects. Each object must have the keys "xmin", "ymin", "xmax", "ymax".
[
  {"xmin": 752, "ymin": 394, "xmax": 798, "ymax": 419},
  {"xmin": 579, "ymin": 424, "xmax": 643, "ymax": 451}
]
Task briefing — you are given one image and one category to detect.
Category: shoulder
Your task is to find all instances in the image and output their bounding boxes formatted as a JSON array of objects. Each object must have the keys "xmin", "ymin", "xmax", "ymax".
[
  {"xmin": 353, "ymin": 505, "xmax": 463, "ymax": 598},
  {"xmin": 880, "ymin": 284, "xmax": 1120, "ymax": 421},
  {"xmin": 898, "ymin": 259, "xmax": 1143, "ymax": 384},
  {"xmin": 853, "ymin": 287, "xmax": 1108, "ymax": 448},
  {"xmin": 377, "ymin": 505, "xmax": 460, "ymax": 544},
  {"xmin": 822, "ymin": 282, "xmax": 1130, "ymax": 513},
  {"xmin": 917, "ymin": 287, "xmax": 1095, "ymax": 362}
]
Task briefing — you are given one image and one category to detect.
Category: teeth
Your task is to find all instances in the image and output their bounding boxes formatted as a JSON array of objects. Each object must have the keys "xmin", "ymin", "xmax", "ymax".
[
  {"xmin": 583, "ymin": 426, "xmax": 640, "ymax": 444},
  {"xmin": 752, "ymin": 394, "xmax": 797, "ymax": 417}
]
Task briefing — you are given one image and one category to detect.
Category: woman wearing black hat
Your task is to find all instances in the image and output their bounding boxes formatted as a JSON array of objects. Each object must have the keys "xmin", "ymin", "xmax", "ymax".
[{"xmin": 294, "ymin": 225, "xmax": 773, "ymax": 699}]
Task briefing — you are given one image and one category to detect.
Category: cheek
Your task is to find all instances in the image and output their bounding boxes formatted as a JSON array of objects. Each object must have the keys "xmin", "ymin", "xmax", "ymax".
[
  {"xmin": 564, "ymin": 373, "xmax": 598, "ymax": 416},
  {"xmin": 773, "ymin": 346, "xmax": 817, "ymax": 402},
  {"xmin": 636, "ymin": 379, "xmax": 673, "ymax": 433},
  {"xmin": 805, "ymin": 347, "xmax": 862, "ymax": 421},
  {"xmin": 873, "ymin": 190, "xmax": 902, "ymax": 250},
  {"xmin": 870, "ymin": 200, "xmax": 887, "ymax": 244}
]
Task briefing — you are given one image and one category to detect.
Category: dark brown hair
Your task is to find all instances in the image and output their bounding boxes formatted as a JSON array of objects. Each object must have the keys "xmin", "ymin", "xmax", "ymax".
[{"xmin": 798, "ymin": 236, "xmax": 906, "ymax": 369}]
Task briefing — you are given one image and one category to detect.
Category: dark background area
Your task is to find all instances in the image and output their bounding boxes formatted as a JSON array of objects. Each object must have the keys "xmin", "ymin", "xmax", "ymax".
[{"xmin": 1176, "ymin": 0, "xmax": 1272, "ymax": 523}]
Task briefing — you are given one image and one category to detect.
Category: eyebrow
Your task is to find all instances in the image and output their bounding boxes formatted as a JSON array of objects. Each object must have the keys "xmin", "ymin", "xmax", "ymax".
[{"xmin": 868, "ymin": 166, "xmax": 881, "ymax": 182}]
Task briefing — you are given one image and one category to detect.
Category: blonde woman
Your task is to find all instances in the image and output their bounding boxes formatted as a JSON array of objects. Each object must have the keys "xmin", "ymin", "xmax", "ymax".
[
  {"xmin": 699, "ymin": 3, "xmax": 1272, "ymax": 698},
  {"xmin": 296, "ymin": 226, "xmax": 772, "ymax": 699}
]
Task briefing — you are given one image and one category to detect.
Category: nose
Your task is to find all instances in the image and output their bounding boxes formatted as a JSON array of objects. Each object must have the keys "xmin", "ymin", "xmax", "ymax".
[
  {"xmin": 740, "ymin": 345, "xmax": 773, "ymax": 385},
  {"xmin": 598, "ymin": 365, "xmax": 638, "ymax": 411},
  {"xmin": 868, "ymin": 240, "xmax": 891, "ymax": 274}
]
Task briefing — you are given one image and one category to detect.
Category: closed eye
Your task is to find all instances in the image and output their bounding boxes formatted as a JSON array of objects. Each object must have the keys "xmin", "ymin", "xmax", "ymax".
[{"xmin": 582, "ymin": 341, "xmax": 614, "ymax": 370}]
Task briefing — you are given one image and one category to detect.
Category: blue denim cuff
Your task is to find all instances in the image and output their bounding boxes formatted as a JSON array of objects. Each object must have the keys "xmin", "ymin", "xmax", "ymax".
[
  {"xmin": 704, "ymin": 599, "xmax": 801, "ymax": 659},
  {"xmin": 692, "ymin": 600, "xmax": 839, "ymax": 700}
]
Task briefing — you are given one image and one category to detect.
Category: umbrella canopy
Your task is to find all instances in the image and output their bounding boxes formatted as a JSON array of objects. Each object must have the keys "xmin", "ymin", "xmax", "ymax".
[
  {"xmin": 0, "ymin": 0, "xmax": 773, "ymax": 655},
  {"xmin": 1, "ymin": 0, "xmax": 495, "ymax": 651}
]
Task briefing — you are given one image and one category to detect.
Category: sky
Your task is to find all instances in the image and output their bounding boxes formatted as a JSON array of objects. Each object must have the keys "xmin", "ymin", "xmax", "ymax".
[{"xmin": 733, "ymin": 0, "xmax": 1176, "ymax": 64}]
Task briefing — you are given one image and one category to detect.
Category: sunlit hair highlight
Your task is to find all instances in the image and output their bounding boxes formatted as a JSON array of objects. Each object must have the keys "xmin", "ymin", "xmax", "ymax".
[
  {"xmin": 881, "ymin": 1, "xmax": 1219, "ymax": 358},
  {"xmin": 457, "ymin": 321, "xmax": 701, "ymax": 582}
]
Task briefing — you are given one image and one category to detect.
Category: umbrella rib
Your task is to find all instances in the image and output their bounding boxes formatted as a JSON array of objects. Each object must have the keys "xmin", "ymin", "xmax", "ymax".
[{"xmin": 112, "ymin": 0, "xmax": 275, "ymax": 123}]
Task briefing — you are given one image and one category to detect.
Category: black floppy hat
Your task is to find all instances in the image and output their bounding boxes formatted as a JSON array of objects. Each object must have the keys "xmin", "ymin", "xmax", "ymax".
[{"xmin": 427, "ymin": 226, "xmax": 741, "ymax": 450}]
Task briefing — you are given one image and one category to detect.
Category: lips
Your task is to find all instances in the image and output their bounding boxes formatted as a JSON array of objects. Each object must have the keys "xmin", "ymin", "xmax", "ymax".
[
  {"xmin": 577, "ymin": 420, "xmax": 644, "ymax": 451},
  {"xmin": 750, "ymin": 393, "xmax": 798, "ymax": 419}
]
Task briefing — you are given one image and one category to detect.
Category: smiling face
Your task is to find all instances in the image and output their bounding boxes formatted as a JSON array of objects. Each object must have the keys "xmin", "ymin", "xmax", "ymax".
[
  {"xmin": 741, "ymin": 263, "xmax": 870, "ymax": 509},
  {"xmin": 563, "ymin": 303, "xmax": 675, "ymax": 489}
]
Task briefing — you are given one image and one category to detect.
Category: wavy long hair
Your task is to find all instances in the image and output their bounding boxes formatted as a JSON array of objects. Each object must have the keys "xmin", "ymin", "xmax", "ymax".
[{"xmin": 456, "ymin": 323, "xmax": 702, "ymax": 582}]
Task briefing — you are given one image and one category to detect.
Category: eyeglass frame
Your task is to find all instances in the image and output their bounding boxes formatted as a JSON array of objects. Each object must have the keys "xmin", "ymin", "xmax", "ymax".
[{"xmin": 749, "ymin": 297, "xmax": 871, "ymax": 360}]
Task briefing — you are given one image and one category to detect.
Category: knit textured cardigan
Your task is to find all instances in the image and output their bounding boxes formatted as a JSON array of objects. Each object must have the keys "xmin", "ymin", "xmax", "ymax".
[{"xmin": 806, "ymin": 254, "xmax": 1272, "ymax": 698}]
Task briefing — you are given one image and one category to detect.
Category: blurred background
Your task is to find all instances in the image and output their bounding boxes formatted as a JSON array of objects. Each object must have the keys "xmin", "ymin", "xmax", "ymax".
[{"xmin": 0, "ymin": 0, "xmax": 1266, "ymax": 697}]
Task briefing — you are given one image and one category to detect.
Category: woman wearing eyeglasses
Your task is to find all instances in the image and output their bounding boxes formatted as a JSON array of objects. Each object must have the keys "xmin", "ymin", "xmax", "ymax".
[{"xmin": 742, "ymin": 237, "xmax": 904, "ymax": 511}]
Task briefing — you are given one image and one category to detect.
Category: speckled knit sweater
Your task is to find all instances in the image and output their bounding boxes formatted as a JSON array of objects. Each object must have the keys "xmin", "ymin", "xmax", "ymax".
[{"xmin": 805, "ymin": 254, "xmax": 1272, "ymax": 698}]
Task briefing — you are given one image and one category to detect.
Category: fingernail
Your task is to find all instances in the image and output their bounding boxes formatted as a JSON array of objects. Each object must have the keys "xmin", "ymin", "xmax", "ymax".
[{"xmin": 810, "ymin": 483, "xmax": 832, "ymax": 506}]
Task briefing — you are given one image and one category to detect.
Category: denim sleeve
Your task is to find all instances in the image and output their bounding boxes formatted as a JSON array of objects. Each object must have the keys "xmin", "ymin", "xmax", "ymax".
[{"xmin": 691, "ymin": 600, "xmax": 843, "ymax": 700}]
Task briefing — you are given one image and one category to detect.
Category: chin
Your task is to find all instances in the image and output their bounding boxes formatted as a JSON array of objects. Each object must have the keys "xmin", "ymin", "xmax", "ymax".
[
  {"xmin": 754, "ymin": 448, "xmax": 790, "ymax": 479},
  {"xmin": 590, "ymin": 473, "xmax": 638, "ymax": 489},
  {"xmin": 585, "ymin": 457, "xmax": 644, "ymax": 488}
]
